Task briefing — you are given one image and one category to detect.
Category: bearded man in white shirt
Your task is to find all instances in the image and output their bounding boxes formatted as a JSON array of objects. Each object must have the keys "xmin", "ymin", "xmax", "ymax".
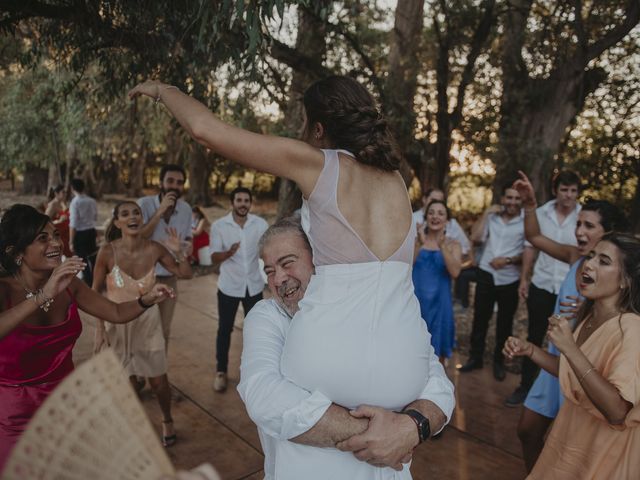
[
  {"xmin": 458, "ymin": 183, "xmax": 524, "ymax": 381},
  {"xmin": 505, "ymin": 170, "xmax": 581, "ymax": 407},
  {"xmin": 238, "ymin": 218, "xmax": 455, "ymax": 480},
  {"xmin": 137, "ymin": 164, "xmax": 193, "ymax": 349},
  {"xmin": 210, "ymin": 187, "xmax": 268, "ymax": 392}
]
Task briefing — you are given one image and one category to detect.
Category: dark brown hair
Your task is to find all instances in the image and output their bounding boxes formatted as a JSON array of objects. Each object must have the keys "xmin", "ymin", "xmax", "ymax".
[
  {"xmin": 575, "ymin": 233, "xmax": 640, "ymax": 330},
  {"xmin": 303, "ymin": 76, "xmax": 402, "ymax": 171},
  {"xmin": 0, "ymin": 204, "xmax": 50, "ymax": 274}
]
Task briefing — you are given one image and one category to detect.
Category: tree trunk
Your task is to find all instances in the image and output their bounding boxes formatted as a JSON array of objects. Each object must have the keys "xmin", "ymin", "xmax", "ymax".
[
  {"xmin": 95, "ymin": 155, "xmax": 125, "ymax": 196},
  {"xmin": 128, "ymin": 148, "xmax": 146, "ymax": 198},
  {"xmin": 413, "ymin": 0, "xmax": 496, "ymax": 193},
  {"xmin": 384, "ymin": 0, "xmax": 425, "ymax": 185},
  {"xmin": 494, "ymin": 0, "xmax": 639, "ymax": 201},
  {"xmin": 187, "ymin": 144, "xmax": 212, "ymax": 206},
  {"xmin": 22, "ymin": 163, "xmax": 48, "ymax": 195},
  {"xmin": 632, "ymin": 161, "xmax": 640, "ymax": 234},
  {"xmin": 47, "ymin": 163, "xmax": 60, "ymax": 196},
  {"xmin": 276, "ymin": 2, "xmax": 331, "ymax": 220}
]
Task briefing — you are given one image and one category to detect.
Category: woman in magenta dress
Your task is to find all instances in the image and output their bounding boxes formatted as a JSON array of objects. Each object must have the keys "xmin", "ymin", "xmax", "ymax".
[
  {"xmin": 45, "ymin": 185, "xmax": 72, "ymax": 258},
  {"xmin": 0, "ymin": 204, "xmax": 175, "ymax": 471},
  {"xmin": 190, "ymin": 206, "xmax": 210, "ymax": 264}
]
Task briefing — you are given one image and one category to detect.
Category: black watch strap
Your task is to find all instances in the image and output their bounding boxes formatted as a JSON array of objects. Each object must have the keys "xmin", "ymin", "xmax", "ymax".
[{"xmin": 399, "ymin": 409, "xmax": 431, "ymax": 443}]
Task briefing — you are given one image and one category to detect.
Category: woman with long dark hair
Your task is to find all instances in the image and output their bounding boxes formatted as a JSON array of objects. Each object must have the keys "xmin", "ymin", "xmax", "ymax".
[
  {"xmin": 512, "ymin": 171, "xmax": 628, "ymax": 471},
  {"xmin": 504, "ymin": 232, "xmax": 640, "ymax": 478},
  {"xmin": 0, "ymin": 204, "xmax": 174, "ymax": 469},
  {"xmin": 92, "ymin": 201, "xmax": 192, "ymax": 447},
  {"xmin": 129, "ymin": 76, "xmax": 445, "ymax": 478}
]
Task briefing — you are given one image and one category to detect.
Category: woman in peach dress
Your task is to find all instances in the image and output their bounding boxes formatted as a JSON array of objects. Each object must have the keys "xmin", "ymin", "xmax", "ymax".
[
  {"xmin": 504, "ymin": 232, "xmax": 640, "ymax": 479},
  {"xmin": 92, "ymin": 201, "xmax": 192, "ymax": 446}
]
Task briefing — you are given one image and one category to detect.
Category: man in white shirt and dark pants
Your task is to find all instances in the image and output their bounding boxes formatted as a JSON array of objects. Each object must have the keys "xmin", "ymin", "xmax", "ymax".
[
  {"xmin": 137, "ymin": 164, "xmax": 192, "ymax": 348},
  {"xmin": 210, "ymin": 187, "xmax": 268, "ymax": 392},
  {"xmin": 458, "ymin": 183, "xmax": 524, "ymax": 381},
  {"xmin": 505, "ymin": 170, "xmax": 581, "ymax": 406},
  {"xmin": 69, "ymin": 178, "xmax": 98, "ymax": 285}
]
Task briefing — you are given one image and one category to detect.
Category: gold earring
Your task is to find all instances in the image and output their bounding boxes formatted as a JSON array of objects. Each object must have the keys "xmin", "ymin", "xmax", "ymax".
[{"xmin": 16, "ymin": 257, "xmax": 22, "ymax": 266}]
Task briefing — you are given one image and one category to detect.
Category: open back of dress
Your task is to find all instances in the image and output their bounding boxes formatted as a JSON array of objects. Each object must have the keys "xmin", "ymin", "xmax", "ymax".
[{"xmin": 278, "ymin": 150, "xmax": 431, "ymax": 480}]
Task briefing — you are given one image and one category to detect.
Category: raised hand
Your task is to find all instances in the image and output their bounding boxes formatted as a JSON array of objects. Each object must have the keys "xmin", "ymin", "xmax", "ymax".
[
  {"xmin": 512, "ymin": 170, "xmax": 537, "ymax": 209},
  {"xmin": 42, "ymin": 256, "xmax": 86, "ymax": 300},
  {"xmin": 487, "ymin": 204, "xmax": 503, "ymax": 215},
  {"xmin": 140, "ymin": 283, "xmax": 176, "ymax": 306},
  {"xmin": 547, "ymin": 314, "xmax": 576, "ymax": 354},
  {"xmin": 416, "ymin": 223, "xmax": 427, "ymax": 245},
  {"xmin": 558, "ymin": 295, "xmax": 583, "ymax": 321},
  {"xmin": 164, "ymin": 227, "xmax": 182, "ymax": 255},
  {"xmin": 159, "ymin": 191, "xmax": 178, "ymax": 215},
  {"xmin": 128, "ymin": 80, "xmax": 164, "ymax": 101},
  {"xmin": 503, "ymin": 336, "xmax": 533, "ymax": 360}
]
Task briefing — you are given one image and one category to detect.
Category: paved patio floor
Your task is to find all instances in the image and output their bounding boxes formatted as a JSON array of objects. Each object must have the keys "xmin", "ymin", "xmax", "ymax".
[{"xmin": 73, "ymin": 273, "xmax": 527, "ymax": 480}]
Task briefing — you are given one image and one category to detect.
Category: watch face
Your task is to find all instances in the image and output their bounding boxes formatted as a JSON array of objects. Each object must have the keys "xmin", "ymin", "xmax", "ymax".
[
  {"xmin": 420, "ymin": 418, "xmax": 431, "ymax": 440},
  {"xmin": 405, "ymin": 409, "xmax": 430, "ymax": 442}
]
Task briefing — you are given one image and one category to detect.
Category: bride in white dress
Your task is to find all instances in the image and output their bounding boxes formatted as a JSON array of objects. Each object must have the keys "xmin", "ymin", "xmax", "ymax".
[{"xmin": 130, "ymin": 76, "xmax": 436, "ymax": 479}]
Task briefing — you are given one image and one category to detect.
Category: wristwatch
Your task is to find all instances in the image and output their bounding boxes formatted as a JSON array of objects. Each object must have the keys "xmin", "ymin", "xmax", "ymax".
[
  {"xmin": 398, "ymin": 409, "xmax": 431, "ymax": 443},
  {"xmin": 506, "ymin": 257, "xmax": 513, "ymax": 265}
]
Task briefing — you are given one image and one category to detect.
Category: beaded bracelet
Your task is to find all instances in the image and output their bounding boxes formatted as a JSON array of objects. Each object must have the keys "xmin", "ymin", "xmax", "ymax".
[{"xmin": 25, "ymin": 289, "xmax": 54, "ymax": 312}]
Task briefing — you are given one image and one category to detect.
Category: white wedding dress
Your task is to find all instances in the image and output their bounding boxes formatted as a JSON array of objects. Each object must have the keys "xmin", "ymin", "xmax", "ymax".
[{"xmin": 278, "ymin": 150, "xmax": 433, "ymax": 480}]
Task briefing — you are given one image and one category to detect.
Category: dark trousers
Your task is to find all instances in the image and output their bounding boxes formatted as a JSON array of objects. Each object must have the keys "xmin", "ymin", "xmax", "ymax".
[
  {"xmin": 73, "ymin": 228, "xmax": 97, "ymax": 286},
  {"xmin": 216, "ymin": 289, "xmax": 262, "ymax": 373},
  {"xmin": 469, "ymin": 269, "xmax": 520, "ymax": 364},
  {"xmin": 455, "ymin": 266, "xmax": 478, "ymax": 308},
  {"xmin": 520, "ymin": 283, "xmax": 557, "ymax": 390}
]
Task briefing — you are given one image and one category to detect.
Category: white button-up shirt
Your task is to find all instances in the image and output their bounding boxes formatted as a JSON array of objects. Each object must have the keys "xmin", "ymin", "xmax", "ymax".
[
  {"xmin": 137, "ymin": 195, "xmax": 192, "ymax": 277},
  {"xmin": 528, "ymin": 200, "xmax": 581, "ymax": 294},
  {"xmin": 238, "ymin": 298, "xmax": 455, "ymax": 480},
  {"xmin": 412, "ymin": 209, "xmax": 471, "ymax": 254},
  {"xmin": 69, "ymin": 194, "xmax": 97, "ymax": 231},
  {"xmin": 209, "ymin": 212, "xmax": 268, "ymax": 297},
  {"xmin": 478, "ymin": 212, "xmax": 525, "ymax": 286}
]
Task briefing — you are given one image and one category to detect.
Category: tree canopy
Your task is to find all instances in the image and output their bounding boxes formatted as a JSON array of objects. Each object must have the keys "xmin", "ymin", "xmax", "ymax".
[{"xmin": 0, "ymin": 1, "xmax": 638, "ymax": 229}]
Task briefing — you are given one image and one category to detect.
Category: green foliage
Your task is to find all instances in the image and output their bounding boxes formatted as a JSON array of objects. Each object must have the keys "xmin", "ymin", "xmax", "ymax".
[
  {"xmin": 0, "ymin": 1, "xmax": 637, "ymax": 212},
  {"xmin": 560, "ymin": 40, "xmax": 640, "ymax": 214}
]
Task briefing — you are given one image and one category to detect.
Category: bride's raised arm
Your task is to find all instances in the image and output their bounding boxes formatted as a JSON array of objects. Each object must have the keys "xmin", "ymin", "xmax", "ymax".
[{"xmin": 128, "ymin": 80, "xmax": 323, "ymax": 197}]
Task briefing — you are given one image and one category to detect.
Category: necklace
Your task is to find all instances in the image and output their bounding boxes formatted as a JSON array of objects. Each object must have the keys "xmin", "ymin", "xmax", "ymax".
[{"xmin": 585, "ymin": 310, "xmax": 619, "ymax": 330}]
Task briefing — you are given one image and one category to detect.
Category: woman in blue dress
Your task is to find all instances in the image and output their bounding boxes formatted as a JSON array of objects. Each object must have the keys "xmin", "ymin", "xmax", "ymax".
[
  {"xmin": 511, "ymin": 171, "xmax": 628, "ymax": 472},
  {"xmin": 413, "ymin": 200, "xmax": 462, "ymax": 363}
]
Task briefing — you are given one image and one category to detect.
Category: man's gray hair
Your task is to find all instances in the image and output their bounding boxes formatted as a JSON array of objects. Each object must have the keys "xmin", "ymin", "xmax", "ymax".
[{"xmin": 258, "ymin": 217, "xmax": 312, "ymax": 256}]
